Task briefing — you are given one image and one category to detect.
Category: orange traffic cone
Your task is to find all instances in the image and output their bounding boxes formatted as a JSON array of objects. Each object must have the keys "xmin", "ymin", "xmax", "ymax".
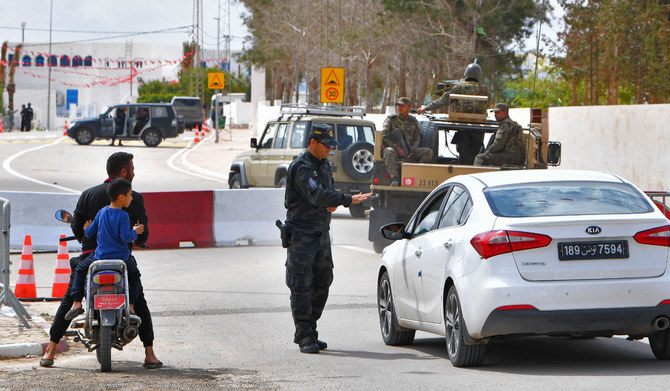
[
  {"xmin": 203, "ymin": 122, "xmax": 209, "ymax": 133},
  {"xmin": 0, "ymin": 118, "xmax": 4, "ymax": 133},
  {"xmin": 51, "ymin": 235, "xmax": 71, "ymax": 299},
  {"xmin": 194, "ymin": 129, "xmax": 201, "ymax": 143},
  {"xmin": 14, "ymin": 235, "xmax": 37, "ymax": 299},
  {"xmin": 63, "ymin": 120, "xmax": 68, "ymax": 136}
]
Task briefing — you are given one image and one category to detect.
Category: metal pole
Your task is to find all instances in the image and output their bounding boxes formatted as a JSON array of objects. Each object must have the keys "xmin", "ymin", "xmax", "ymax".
[
  {"xmin": 46, "ymin": 0, "xmax": 53, "ymax": 131},
  {"xmin": 129, "ymin": 40, "xmax": 133, "ymax": 97},
  {"xmin": 0, "ymin": 198, "xmax": 31, "ymax": 328},
  {"xmin": 21, "ymin": 22, "xmax": 26, "ymax": 43}
]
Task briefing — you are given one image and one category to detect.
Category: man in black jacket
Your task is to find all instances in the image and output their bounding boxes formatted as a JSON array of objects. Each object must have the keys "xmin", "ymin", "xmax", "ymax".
[{"xmin": 40, "ymin": 152, "xmax": 162, "ymax": 369}]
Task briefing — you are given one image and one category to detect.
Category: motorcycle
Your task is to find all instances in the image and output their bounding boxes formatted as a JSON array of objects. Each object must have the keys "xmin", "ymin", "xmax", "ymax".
[{"xmin": 55, "ymin": 209, "xmax": 141, "ymax": 372}]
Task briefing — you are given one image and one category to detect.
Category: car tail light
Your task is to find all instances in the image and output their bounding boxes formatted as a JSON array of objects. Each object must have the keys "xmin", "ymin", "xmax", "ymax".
[
  {"xmin": 470, "ymin": 230, "xmax": 551, "ymax": 259},
  {"xmin": 634, "ymin": 225, "xmax": 670, "ymax": 247},
  {"xmin": 659, "ymin": 300, "xmax": 670, "ymax": 305}
]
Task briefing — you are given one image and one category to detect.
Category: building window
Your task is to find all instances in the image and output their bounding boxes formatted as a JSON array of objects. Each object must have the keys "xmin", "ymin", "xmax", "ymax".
[
  {"xmin": 84, "ymin": 55, "xmax": 92, "ymax": 67},
  {"xmin": 60, "ymin": 55, "xmax": 70, "ymax": 67},
  {"xmin": 72, "ymin": 55, "xmax": 83, "ymax": 67},
  {"xmin": 22, "ymin": 55, "xmax": 31, "ymax": 66},
  {"xmin": 7, "ymin": 54, "xmax": 13, "ymax": 65},
  {"xmin": 35, "ymin": 55, "xmax": 45, "ymax": 67},
  {"xmin": 104, "ymin": 58, "xmax": 110, "ymax": 67},
  {"xmin": 48, "ymin": 55, "xmax": 57, "ymax": 66},
  {"xmin": 117, "ymin": 58, "xmax": 127, "ymax": 68}
]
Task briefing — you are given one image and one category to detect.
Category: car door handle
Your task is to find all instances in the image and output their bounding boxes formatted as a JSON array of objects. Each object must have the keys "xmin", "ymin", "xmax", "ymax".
[
  {"xmin": 415, "ymin": 249, "xmax": 422, "ymax": 257},
  {"xmin": 444, "ymin": 240, "xmax": 453, "ymax": 249}
]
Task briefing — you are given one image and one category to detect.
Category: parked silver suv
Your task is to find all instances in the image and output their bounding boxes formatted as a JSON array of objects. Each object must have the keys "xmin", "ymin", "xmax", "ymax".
[{"xmin": 228, "ymin": 104, "xmax": 375, "ymax": 217}]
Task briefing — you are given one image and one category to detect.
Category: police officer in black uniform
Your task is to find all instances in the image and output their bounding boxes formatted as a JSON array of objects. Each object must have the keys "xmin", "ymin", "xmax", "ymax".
[{"xmin": 284, "ymin": 124, "xmax": 371, "ymax": 354}]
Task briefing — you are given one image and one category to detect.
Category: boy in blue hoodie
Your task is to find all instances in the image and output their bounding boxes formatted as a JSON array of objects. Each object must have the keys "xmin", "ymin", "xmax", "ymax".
[{"xmin": 65, "ymin": 178, "xmax": 144, "ymax": 320}]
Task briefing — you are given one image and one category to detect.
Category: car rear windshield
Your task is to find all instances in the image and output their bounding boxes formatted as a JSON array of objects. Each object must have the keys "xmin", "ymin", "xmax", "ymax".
[
  {"xmin": 173, "ymin": 98, "xmax": 201, "ymax": 107},
  {"xmin": 484, "ymin": 181, "xmax": 654, "ymax": 217}
]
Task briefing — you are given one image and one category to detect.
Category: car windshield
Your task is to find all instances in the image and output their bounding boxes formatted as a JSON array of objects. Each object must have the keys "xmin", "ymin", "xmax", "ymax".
[{"xmin": 484, "ymin": 181, "xmax": 654, "ymax": 217}]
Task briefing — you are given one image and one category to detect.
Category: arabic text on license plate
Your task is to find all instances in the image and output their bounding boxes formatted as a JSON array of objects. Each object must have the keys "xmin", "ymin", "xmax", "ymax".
[
  {"xmin": 558, "ymin": 240, "xmax": 629, "ymax": 261},
  {"xmin": 94, "ymin": 294, "xmax": 125, "ymax": 309}
]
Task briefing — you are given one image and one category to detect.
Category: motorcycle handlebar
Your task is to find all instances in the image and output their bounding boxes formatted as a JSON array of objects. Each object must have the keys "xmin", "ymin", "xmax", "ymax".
[{"xmin": 59, "ymin": 236, "xmax": 77, "ymax": 242}]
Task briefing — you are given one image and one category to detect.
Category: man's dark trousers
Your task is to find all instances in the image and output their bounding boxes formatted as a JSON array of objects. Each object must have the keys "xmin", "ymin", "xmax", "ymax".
[
  {"xmin": 49, "ymin": 254, "xmax": 154, "ymax": 347},
  {"xmin": 285, "ymin": 230, "xmax": 333, "ymax": 343}
]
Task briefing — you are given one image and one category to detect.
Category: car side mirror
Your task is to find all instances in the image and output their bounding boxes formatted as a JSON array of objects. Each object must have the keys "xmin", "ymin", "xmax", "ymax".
[
  {"xmin": 55, "ymin": 209, "xmax": 72, "ymax": 224},
  {"xmin": 250, "ymin": 138, "xmax": 258, "ymax": 149},
  {"xmin": 546, "ymin": 142, "xmax": 561, "ymax": 166},
  {"xmin": 380, "ymin": 222, "xmax": 407, "ymax": 241}
]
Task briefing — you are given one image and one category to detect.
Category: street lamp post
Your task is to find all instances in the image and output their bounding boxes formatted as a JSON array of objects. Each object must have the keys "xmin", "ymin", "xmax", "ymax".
[
  {"xmin": 21, "ymin": 22, "xmax": 26, "ymax": 43},
  {"xmin": 46, "ymin": 0, "xmax": 53, "ymax": 131}
]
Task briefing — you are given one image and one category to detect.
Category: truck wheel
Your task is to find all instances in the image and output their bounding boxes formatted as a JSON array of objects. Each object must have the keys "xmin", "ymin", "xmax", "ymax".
[
  {"xmin": 229, "ymin": 173, "xmax": 242, "ymax": 189},
  {"xmin": 142, "ymin": 128, "xmax": 162, "ymax": 147},
  {"xmin": 349, "ymin": 203, "xmax": 366, "ymax": 218},
  {"xmin": 277, "ymin": 176, "xmax": 287, "ymax": 188},
  {"xmin": 342, "ymin": 141, "xmax": 374, "ymax": 181},
  {"xmin": 74, "ymin": 127, "xmax": 95, "ymax": 145},
  {"xmin": 419, "ymin": 121, "xmax": 439, "ymax": 162},
  {"xmin": 373, "ymin": 241, "xmax": 388, "ymax": 254}
]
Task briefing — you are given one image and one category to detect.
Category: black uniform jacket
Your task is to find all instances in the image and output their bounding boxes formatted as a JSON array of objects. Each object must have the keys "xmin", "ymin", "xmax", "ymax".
[
  {"xmin": 71, "ymin": 178, "xmax": 149, "ymax": 252},
  {"xmin": 285, "ymin": 151, "xmax": 352, "ymax": 232}
]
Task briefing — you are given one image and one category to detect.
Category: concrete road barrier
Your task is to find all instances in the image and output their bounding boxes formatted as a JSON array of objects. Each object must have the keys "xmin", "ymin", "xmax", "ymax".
[
  {"xmin": 213, "ymin": 188, "xmax": 284, "ymax": 247},
  {"xmin": 0, "ymin": 192, "xmax": 79, "ymax": 252}
]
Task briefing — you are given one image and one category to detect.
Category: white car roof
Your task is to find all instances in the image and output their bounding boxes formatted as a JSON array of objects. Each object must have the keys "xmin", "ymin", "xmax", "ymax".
[{"xmin": 464, "ymin": 169, "xmax": 626, "ymax": 188}]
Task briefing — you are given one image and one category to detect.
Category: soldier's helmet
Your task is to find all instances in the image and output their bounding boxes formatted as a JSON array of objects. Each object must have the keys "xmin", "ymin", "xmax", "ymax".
[{"xmin": 464, "ymin": 62, "xmax": 482, "ymax": 81}]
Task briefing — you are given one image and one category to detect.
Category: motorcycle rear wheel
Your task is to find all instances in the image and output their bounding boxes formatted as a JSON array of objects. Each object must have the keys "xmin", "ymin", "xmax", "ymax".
[{"xmin": 98, "ymin": 326, "xmax": 113, "ymax": 372}]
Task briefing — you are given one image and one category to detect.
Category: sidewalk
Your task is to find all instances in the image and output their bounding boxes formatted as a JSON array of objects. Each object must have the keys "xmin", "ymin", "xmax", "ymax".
[{"xmin": 0, "ymin": 301, "xmax": 67, "ymax": 359}]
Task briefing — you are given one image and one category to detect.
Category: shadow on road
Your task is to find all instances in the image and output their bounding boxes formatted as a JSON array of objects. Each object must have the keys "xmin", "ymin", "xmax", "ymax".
[{"xmin": 388, "ymin": 335, "xmax": 669, "ymax": 376}]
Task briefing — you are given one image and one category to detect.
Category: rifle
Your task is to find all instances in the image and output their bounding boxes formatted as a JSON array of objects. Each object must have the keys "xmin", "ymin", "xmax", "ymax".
[{"xmin": 392, "ymin": 129, "xmax": 415, "ymax": 162}]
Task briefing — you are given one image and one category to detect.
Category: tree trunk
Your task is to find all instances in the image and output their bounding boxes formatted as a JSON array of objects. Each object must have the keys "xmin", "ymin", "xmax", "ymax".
[{"xmin": 397, "ymin": 53, "xmax": 406, "ymax": 98}]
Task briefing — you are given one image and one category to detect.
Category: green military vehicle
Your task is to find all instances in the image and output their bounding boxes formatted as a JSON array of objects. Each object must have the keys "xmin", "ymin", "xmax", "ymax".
[
  {"xmin": 368, "ymin": 103, "xmax": 561, "ymax": 253},
  {"xmin": 228, "ymin": 104, "xmax": 376, "ymax": 218}
]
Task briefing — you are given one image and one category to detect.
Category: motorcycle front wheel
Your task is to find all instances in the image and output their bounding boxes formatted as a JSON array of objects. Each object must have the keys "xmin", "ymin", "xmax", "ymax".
[{"xmin": 98, "ymin": 326, "xmax": 113, "ymax": 372}]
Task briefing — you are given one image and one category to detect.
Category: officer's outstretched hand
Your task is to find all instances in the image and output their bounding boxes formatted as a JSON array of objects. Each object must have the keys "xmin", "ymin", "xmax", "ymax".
[
  {"xmin": 417, "ymin": 107, "xmax": 426, "ymax": 114},
  {"xmin": 351, "ymin": 192, "xmax": 373, "ymax": 204}
]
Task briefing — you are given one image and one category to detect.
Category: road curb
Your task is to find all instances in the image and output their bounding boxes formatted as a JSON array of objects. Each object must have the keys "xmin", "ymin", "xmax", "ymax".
[{"xmin": 0, "ymin": 305, "xmax": 68, "ymax": 360}]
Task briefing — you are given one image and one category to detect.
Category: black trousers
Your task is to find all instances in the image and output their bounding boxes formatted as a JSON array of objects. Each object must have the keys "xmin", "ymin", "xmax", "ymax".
[
  {"xmin": 285, "ymin": 230, "xmax": 333, "ymax": 344},
  {"xmin": 49, "ymin": 254, "xmax": 155, "ymax": 347}
]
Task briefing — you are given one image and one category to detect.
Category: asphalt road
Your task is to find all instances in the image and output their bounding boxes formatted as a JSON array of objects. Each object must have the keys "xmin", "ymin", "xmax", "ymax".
[{"xmin": 2, "ymin": 130, "xmax": 670, "ymax": 390}]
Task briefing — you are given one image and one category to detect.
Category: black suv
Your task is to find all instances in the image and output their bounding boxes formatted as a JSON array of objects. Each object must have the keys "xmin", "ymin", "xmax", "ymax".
[
  {"xmin": 171, "ymin": 96, "xmax": 205, "ymax": 130},
  {"xmin": 67, "ymin": 103, "xmax": 185, "ymax": 147}
]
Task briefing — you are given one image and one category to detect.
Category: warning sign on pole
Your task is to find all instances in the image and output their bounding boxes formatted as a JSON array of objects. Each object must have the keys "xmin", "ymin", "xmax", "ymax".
[
  {"xmin": 320, "ymin": 67, "xmax": 344, "ymax": 103},
  {"xmin": 208, "ymin": 72, "xmax": 225, "ymax": 89}
]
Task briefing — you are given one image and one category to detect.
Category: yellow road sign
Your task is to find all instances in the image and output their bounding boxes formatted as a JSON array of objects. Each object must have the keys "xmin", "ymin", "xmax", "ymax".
[
  {"xmin": 321, "ymin": 67, "xmax": 344, "ymax": 103},
  {"xmin": 208, "ymin": 72, "xmax": 225, "ymax": 89}
]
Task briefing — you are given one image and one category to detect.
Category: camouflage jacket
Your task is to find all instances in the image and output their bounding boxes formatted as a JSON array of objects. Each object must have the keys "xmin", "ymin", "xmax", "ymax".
[
  {"xmin": 285, "ymin": 150, "xmax": 353, "ymax": 232},
  {"xmin": 424, "ymin": 80, "xmax": 490, "ymax": 114},
  {"xmin": 487, "ymin": 116, "xmax": 525, "ymax": 156},
  {"xmin": 382, "ymin": 114, "xmax": 421, "ymax": 152}
]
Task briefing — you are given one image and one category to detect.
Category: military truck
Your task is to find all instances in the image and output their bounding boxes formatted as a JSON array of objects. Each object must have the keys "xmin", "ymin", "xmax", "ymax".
[{"xmin": 368, "ymin": 103, "xmax": 561, "ymax": 253}]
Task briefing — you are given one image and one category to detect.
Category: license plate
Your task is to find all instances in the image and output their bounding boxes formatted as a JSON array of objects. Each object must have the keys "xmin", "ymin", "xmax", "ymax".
[
  {"xmin": 558, "ymin": 240, "xmax": 629, "ymax": 261},
  {"xmin": 94, "ymin": 294, "xmax": 126, "ymax": 309}
]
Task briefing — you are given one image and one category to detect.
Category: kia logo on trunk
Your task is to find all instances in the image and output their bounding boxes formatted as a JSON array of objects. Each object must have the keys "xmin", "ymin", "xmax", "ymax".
[{"xmin": 586, "ymin": 226, "xmax": 602, "ymax": 235}]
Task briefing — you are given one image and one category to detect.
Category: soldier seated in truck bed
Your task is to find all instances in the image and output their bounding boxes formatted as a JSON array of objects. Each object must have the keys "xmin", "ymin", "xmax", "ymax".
[{"xmin": 474, "ymin": 103, "xmax": 526, "ymax": 167}]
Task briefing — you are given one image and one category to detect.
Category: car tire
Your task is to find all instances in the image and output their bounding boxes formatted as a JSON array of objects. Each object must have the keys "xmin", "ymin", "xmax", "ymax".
[
  {"xmin": 142, "ymin": 128, "xmax": 162, "ymax": 147},
  {"xmin": 342, "ymin": 141, "xmax": 374, "ymax": 181},
  {"xmin": 349, "ymin": 203, "xmax": 366, "ymax": 218},
  {"xmin": 277, "ymin": 176, "xmax": 287, "ymax": 188},
  {"xmin": 74, "ymin": 127, "xmax": 95, "ymax": 145},
  {"xmin": 230, "ymin": 173, "xmax": 242, "ymax": 189},
  {"xmin": 419, "ymin": 121, "xmax": 439, "ymax": 162},
  {"xmin": 649, "ymin": 329, "xmax": 670, "ymax": 359},
  {"xmin": 378, "ymin": 272, "xmax": 415, "ymax": 345},
  {"xmin": 445, "ymin": 286, "xmax": 485, "ymax": 367}
]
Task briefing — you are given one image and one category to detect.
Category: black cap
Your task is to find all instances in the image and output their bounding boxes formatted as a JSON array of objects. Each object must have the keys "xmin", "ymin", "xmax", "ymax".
[{"xmin": 309, "ymin": 124, "xmax": 338, "ymax": 147}]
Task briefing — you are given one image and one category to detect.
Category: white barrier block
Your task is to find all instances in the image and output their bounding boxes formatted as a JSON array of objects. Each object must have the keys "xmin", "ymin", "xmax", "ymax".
[
  {"xmin": 213, "ymin": 188, "xmax": 285, "ymax": 247},
  {"xmin": 0, "ymin": 192, "xmax": 80, "ymax": 252}
]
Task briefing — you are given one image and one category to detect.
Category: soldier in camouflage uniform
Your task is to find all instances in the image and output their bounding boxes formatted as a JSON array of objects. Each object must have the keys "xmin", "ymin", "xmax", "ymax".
[
  {"xmin": 284, "ymin": 124, "xmax": 371, "ymax": 354},
  {"xmin": 474, "ymin": 103, "xmax": 526, "ymax": 166},
  {"xmin": 417, "ymin": 62, "xmax": 490, "ymax": 164},
  {"xmin": 382, "ymin": 97, "xmax": 434, "ymax": 186}
]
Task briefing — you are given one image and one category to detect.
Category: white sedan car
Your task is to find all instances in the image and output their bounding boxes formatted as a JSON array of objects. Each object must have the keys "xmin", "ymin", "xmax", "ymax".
[{"xmin": 377, "ymin": 169, "xmax": 670, "ymax": 367}]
